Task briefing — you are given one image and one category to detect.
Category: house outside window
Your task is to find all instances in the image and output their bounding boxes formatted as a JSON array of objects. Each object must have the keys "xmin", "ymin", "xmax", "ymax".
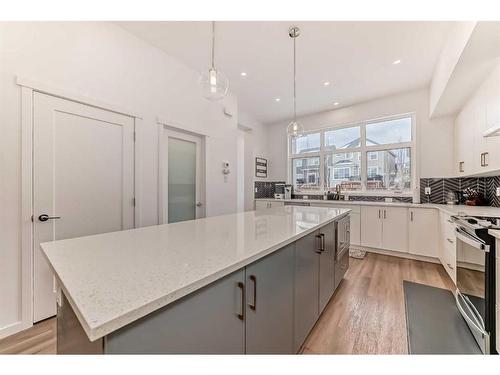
[{"xmin": 289, "ymin": 114, "xmax": 414, "ymax": 194}]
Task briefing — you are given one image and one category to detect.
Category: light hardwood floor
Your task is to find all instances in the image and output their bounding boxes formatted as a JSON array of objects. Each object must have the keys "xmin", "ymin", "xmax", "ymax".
[
  {"xmin": 301, "ymin": 253, "xmax": 455, "ymax": 354},
  {"xmin": 0, "ymin": 253, "xmax": 454, "ymax": 355},
  {"xmin": 0, "ymin": 317, "xmax": 56, "ymax": 354}
]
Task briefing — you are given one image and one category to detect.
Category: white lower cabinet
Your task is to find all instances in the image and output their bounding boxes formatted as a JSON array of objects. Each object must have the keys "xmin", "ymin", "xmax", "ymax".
[
  {"xmin": 360, "ymin": 206, "xmax": 408, "ymax": 252},
  {"xmin": 360, "ymin": 206, "xmax": 383, "ymax": 248},
  {"xmin": 381, "ymin": 207, "xmax": 409, "ymax": 253},
  {"xmin": 408, "ymin": 208, "xmax": 439, "ymax": 257},
  {"xmin": 439, "ymin": 211, "xmax": 457, "ymax": 283},
  {"xmin": 255, "ymin": 200, "xmax": 284, "ymax": 210}
]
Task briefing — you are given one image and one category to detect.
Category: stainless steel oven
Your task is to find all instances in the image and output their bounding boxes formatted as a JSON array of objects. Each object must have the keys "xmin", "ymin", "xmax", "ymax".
[{"xmin": 452, "ymin": 215, "xmax": 497, "ymax": 354}]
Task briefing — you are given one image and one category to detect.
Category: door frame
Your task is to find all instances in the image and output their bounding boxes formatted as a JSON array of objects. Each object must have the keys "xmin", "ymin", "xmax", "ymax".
[
  {"xmin": 13, "ymin": 77, "xmax": 143, "ymax": 339},
  {"xmin": 157, "ymin": 119, "xmax": 206, "ymax": 224}
]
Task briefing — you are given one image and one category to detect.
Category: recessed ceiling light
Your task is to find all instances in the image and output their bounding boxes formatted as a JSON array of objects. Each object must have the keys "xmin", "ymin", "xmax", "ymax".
[
  {"xmin": 275, "ymin": 98, "xmax": 281, "ymax": 102},
  {"xmin": 333, "ymin": 102, "xmax": 340, "ymax": 106},
  {"xmin": 240, "ymin": 72, "xmax": 247, "ymax": 76},
  {"xmin": 392, "ymin": 59, "xmax": 401, "ymax": 65},
  {"xmin": 323, "ymin": 81, "xmax": 330, "ymax": 86}
]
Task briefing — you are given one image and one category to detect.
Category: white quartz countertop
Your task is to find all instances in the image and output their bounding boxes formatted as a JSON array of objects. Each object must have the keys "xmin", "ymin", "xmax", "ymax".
[
  {"xmin": 41, "ymin": 206, "xmax": 349, "ymax": 342},
  {"xmin": 255, "ymin": 198, "xmax": 500, "ymax": 217},
  {"xmin": 488, "ymin": 229, "xmax": 500, "ymax": 240}
]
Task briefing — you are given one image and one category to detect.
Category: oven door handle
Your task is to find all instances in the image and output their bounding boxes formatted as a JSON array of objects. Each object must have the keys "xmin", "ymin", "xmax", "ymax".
[
  {"xmin": 462, "ymin": 293, "xmax": 485, "ymax": 330},
  {"xmin": 455, "ymin": 290, "xmax": 487, "ymax": 336},
  {"xmin": 455, "ymin": 228, "xmax": 490, "ymax": 252}
]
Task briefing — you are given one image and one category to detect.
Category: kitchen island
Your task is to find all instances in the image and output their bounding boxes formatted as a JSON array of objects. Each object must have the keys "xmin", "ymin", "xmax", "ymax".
[{"xmin": 41, "ymin": 206, "xmax": 350, "ymax": 354}]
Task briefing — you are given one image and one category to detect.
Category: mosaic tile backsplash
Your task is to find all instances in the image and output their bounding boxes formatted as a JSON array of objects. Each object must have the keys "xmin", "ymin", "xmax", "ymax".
[
  {"xmin": 254, "ymin": 181, "xmax": 285, "ymax": 198},
  {"xmin": 420, "ymin": 176, "xmax": 500, "ymax": 207},
  {"xmin": 256, "ymin": 177, "xmax": 500, "ymax": 206}
]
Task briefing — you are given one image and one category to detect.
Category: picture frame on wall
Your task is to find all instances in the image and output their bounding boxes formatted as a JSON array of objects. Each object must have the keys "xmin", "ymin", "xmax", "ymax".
[{"xmin": 255, "ymin": 157, "xmax": 268, "ymax": 178}]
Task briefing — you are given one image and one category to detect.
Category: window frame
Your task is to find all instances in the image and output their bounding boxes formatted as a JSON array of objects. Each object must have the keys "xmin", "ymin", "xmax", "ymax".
[{"xmin": 288, "ymin": 113, "xmax": 417, "ymax": 197}]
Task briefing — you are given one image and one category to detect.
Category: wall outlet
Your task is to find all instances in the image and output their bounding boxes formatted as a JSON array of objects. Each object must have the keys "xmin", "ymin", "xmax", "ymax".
[
  {"xmin": 425, "ymin": 187, "xmax": 431, "ymax": 195},
  {"xmin": 496, "ymin": 187, "xmax": 500, "ymax": 197}
]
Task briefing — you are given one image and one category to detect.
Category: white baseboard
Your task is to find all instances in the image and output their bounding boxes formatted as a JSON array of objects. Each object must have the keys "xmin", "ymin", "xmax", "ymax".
[
  {"xmin": 0, "ymin": 320, "xmax": 33, "ymax": 340},
  {"xmin": 350, "ymin": 244, "xmax": 441, "ymax": 264}
]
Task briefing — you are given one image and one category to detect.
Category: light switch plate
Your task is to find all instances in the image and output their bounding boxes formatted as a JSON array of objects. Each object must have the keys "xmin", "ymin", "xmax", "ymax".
[
  {"xmin": 496, "ymin": 187, "xmax": 500, "ymax": 197},
  {"xmin": 425, "ymin": 187, "xmax": 431, "ymax": 195}
]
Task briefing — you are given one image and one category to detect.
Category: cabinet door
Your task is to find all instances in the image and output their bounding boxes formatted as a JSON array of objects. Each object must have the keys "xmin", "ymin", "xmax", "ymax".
[
  {"xmin": 245, "ymin": 244, "xmax": 294, "ymax": 354},
  {"xmin": 409, "ymin": 208, "xmax": 438, "ymax": 257},
  {"xmin": 455, "ymin": 102, "xmax": 476, "ymax": 175},
  {"xmin": 105, "ymin": 270, "xmax": 246, "ymax": 354},
  {"xmin": 269, "ymin": 201, "xmax": 285, "ymax": 209},
  {"xmin": 318, "ymin": 222, "xmax": 335, "ymax": 313},
  {"xmin": 294, "ymin": 230, "xmax": 320, "ymax": 352},
  {"xmin": 255, "ymin": 201, "xmax": 269, "ymax": 210},
  {"xmin": 382, "ymin": 207, "xmax": 408, "ymax": 253},
  {"xmin": 360, "ymin": 206, "xmax": 383, "ymax": 249},
  {"xmin": 349, "ymin": 213, "xmax": 361, "ymax": 246}
]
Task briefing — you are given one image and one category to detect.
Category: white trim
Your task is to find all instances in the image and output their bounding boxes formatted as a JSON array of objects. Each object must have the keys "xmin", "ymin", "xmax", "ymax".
[
  {"xmin": 134, "ymin": 118, "xmax": 143, "ymax": 228},
  {"xmin": 288, "ymin": 112, "xmax": 417, "ymax": 197},
  {"xmin": 2, "ymin": 86, "xmax": 36, "ymax": 340},
  {"xmin": 158, "ymin": 122, "xmax": 206, "ymax": 224},
  {"xmin": 157, "ymin": 116, "xmax": 210, "ymax": 137},
  {"xmin": 352, "ymin": 245, "xmax": 440, "ymax": 264},
  {"xmin": 11, "ymin": 83, "xmax": 141, "ymax": 340},
  {"xmin": 16, "ymin": 76, "xmax": 143, "ymax": 119}
]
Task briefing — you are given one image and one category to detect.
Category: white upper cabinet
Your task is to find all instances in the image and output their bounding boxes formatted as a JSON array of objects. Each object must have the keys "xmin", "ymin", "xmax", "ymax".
[
  {"xmin": 408, "ymin": 208, "xmax": 438, "ymax": 257},
  {"xmin": 455, "ymin": 63, "xmax": 500, "ymax": 176}
]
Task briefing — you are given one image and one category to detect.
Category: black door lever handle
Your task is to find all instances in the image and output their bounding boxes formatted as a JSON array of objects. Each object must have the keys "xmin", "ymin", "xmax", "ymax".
[{"xmin": 38, "ymin": 214, "xmax": 61, "ymax": 222}]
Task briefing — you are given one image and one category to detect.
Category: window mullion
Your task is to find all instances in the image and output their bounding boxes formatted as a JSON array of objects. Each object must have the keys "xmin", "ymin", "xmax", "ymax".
[{"xmin": 360, "ymin": 124, "xmax": 367, "ymax": 192}]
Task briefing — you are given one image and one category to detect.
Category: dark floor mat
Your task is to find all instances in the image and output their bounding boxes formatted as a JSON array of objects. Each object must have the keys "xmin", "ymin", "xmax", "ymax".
[{"xmin": 403, "ymin": 281, "xmax": 481, "ymax": 354}]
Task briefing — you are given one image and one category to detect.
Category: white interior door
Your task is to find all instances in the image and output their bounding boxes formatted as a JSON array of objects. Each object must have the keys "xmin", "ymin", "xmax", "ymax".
[
  {"xmin": 33, "ymin": 92, "xmax": 135, "ymax": 322},
  {"xmin": 162, "ymin": 129, "xmax": 204, "ymax": 224}
]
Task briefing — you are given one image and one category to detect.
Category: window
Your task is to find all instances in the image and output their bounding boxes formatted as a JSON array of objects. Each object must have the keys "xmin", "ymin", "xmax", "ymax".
[
  {"xmin": 367, "ymin": 166, "xmax": 378, "ymax": 178},
  {"xmin": 324, "ymin": 152, "xmax": 361, "ymax": 190},
  {"xmin": 366, "ymin": 148, "xmax": 411, "ymax": 191},
  {"xmin": 366, "ymin": 117, "xmax": 412, "ymax": 146},
  {"xmin": 289, "ymin": 115, "xmax": 413, "ymax": 193},
  {"xmin": 292, "ymin": 157, "xmax": 320, "ymax": 191},
  {"xmin": 325, "ymin": 126, "xmax": 360, "ymax": 150},
  {"xmin": 292, "ymin": 132, "xmax": 320, "ymax": 154}
]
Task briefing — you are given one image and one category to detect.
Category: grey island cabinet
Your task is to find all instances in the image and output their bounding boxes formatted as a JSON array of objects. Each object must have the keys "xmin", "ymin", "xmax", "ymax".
[{"xmin": 41, "ymin": 206, "xmax": 350, "ymax": 354}]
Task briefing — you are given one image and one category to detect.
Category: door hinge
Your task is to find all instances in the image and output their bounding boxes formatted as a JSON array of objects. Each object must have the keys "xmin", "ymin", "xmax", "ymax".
[
  {"xmin": 133, "ymin": 131, "xmax": 136, "ymax": 142},
  {"xmin": 133, "ymin": 197, "xmax": 136, "ymax": 207}
]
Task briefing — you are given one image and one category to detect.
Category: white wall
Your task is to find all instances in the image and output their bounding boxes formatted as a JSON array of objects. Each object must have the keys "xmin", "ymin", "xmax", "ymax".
[
  {"xmin": 267, "ymin": 89, "xmax": 455, "ymax": 183},
  {"xmin": 238, "ymin": 111, "xmax": 271, "ymax": 211},
  {"xmin": 0, "ymin": 22, "xmax": 238, "ymax": 337},
  {"xmin": 429, "ymin": 21, "xmax": 476, "ymax": 117}
]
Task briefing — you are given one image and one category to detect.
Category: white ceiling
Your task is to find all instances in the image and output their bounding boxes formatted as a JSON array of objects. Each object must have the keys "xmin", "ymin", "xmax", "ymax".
[{"xmin": 117, "ymin": 21, "xmax": 454, "ymax": 124}]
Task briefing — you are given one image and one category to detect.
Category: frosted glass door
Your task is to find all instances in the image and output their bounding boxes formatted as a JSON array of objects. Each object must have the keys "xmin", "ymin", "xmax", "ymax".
[{"xmin": 168, "ymin": 137, "xmax": 197, "ymax": 223}]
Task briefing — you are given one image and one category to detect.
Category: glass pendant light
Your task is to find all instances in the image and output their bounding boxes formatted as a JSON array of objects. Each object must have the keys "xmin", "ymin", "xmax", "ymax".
[
  {"xmin": 200, "ymin": 21, "xmax": 229, "ymax": 100},
  {"xmin": 286, "ymin": 26, "xmax": 304, "ymax": 137}
]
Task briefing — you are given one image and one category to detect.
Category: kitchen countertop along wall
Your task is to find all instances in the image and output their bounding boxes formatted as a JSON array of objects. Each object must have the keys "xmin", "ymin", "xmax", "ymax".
[{"xmin": 255, "ymin": 198, "xmax": 500, "ymax": 217}]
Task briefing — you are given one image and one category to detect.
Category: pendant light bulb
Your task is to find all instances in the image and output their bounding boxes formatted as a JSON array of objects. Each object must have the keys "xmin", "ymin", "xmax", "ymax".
[
  {"xmin": 200, "ymin": 21, "xmax": 229, "ymax": 101},
  {"xmin": 287, "ymin": 26, "xmax": 304, "ymax": 137}
]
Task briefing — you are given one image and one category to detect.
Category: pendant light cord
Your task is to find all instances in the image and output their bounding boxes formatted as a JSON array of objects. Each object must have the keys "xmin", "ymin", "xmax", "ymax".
[
  {"xmin": 211, "ymin": 21, "xmax": 215, "ymax": 69},
  {"xmin": 293, "ymin": 31, "xmax": 296, "ymax": 122}
]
